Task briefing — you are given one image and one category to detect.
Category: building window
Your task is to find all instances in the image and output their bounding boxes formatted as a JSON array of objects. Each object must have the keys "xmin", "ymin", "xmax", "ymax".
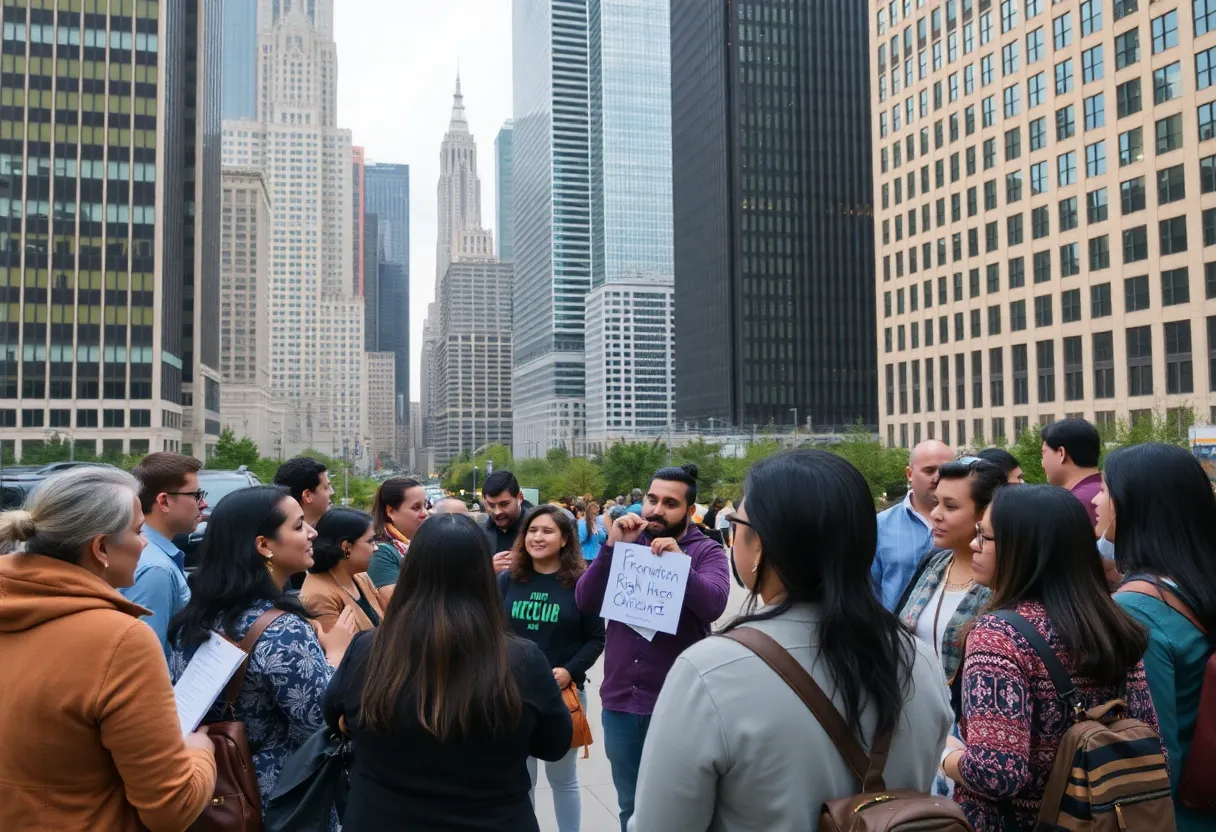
[
  {"xmin": 1083, "ymin": 93, "xmax": 1105, "ymax": 131},
  {"xmin": 1060, "ymin": 243, "xmax": 1081, "ymax": 277},
  {"xmin": 1199, "ymin": 0, "xmax": 1216, "ymax": 36},
  {"xmin": 1115, "ymin": 0, "xmax": 1138, "ymax": 23},
  {"xmin": 1119, "ymin": 128, "xmax": 1143, "ymax": 167},
  {"xmin": 1087, "ymin": 189, "xmax": 1108, "ymax": 223},
  {"xmin": 1158, "ymin": 165, "xmax": 1186, "ymax": 205},
  {"xmin": 1059, "ymin": 196, "xmax": 1078, "ymax": 230},
  {"xmin": 957, "ymin": 354, "xmax": 967, "ymax": 409},
  {"xmin": 1007, "ymin": 172, "xmax": 1023, "ymax": 202},
  {"xmin": 1116, "ymin": 78, "xmax": 1142, "ymax": 119},
  {"xmin": 1035, "ymin": 294, "xmax": 1054, "ymax": 327},
  {"xmin": 1209, "ymin": 317, "xmax": 1216, "ymax": 391},
  {"xmin": 1037, "ymin": 340, "xmax": 1056, "ymax": 403},
  {"xmin": 1032, "ymin": 205, "xmax": 1050, "ymax": 238},
  {"xmin": 1013, "ymin": 343, "xmax": 1029, "ymax": 405},
  {"xmin": 1115, "ymin": 28, "xmax": 1140, "ymax": 70},
  {"xmin": 1008, "ymin": 213, "xmax": 1024, "ymax": 245},
  {"xmin": 1126, "ymin": 274, "xmax": 1151, "ymax": 312},
  {"xmin": 1011, "ymin": 299, "xmax": 1027, "ymax": 331},
  {"xmin": 1123, "ymin": 225, "xmax": 1148, "ymax": 263},
  {"xmin": 1201, "ymin": 102, "xmax": 1216, "ymax": 142},
  {"xmin": 940, "ymin": 356, "xmax": 951, "ymax": 411},
  {"xmin": 1089, "ymin": 235, "xmax": 1110, "ymax": 270},
  {"xmin": 1156, "ymin": 114, "xmax": 1183, "ymax": 153},
  {"xmin": 1030, "ymin": 116, "xmax": 1047, "ymax": 150},
  {"xmin": 1004, "ymin": 84, "xmax": 1021, "ymax": 117},
  {"xmin": 1127, "ymin": 326, "xmax": 1154, "ymax": 396},
  {"xmin": 1064, "ymin": 336, "xmax": 1085, "ymax": 401},
  {"xmin": 1121, "ymin": 178, "xmax": 1146, "ymax": 215},
  {"xmin": 1011, "ymin": 256, "xmax": 1027, "ymax": 287},
  {"xmin": 1160, "ymin": 216, "xmax": 1189, "ymax": 256},
  {"xmin": 21, "ymin": 409, "xmax": 44, "ymax": 428},
  {"xmin": 1082, "ymin": 142, "xmax": 1106, "ymax": 181},
  {"xmin": 1057, "ymin": 105, "xmax": 1076, "ymax": 140},
  {"xmin": 76, "ymin": 410, "xmax": 98, "ymax": 428},
  {"xmin": 1151, "ymin": 10, "xmax": 1178, "ymax": 54},
  {"xmin": 1206, "ymin": 208, "xmax": 1216, "ymax": 247},
  {"xmin": 1092, "ymin": 282, "xmax": 1112, "ymax": 318},
  {"xmin": 972, "ymin": 351, "xmax": 984, "ymax": 408},
  {"xmin": 1056, "ymin": 59, "xmax": 1075, "ymax": 95},
  {"xmin": 1054, "ymin": 12, "xmax": 1072, "ymax": 50},
  {"xmin": 1202, "ymin": 155, "xmax": 1216, "ymax": 194},
  {"xmin": 102, "ymin": 409, "xmax": 124, "ymax": 428},
  {"xmin": 990, "ymin": 347, "xmax": 1005, "ymax": 407},
  {"xmin": 1165, "ymin": 320, "xmax": 1194, "ymax": 394},
  {"xmin": 1162, "ymin": 267, "xmax": 1190, "ymax": 306},
  {"xmin": 989, "ymin": 305, "xmax": 1003, "ymax": 335},
  {"xmin": 1027, "ymin": 27, "xmax": 1045, "ymax": 63},
  {"xmin": 1153, "ymin": 62, "xmax": 1182, "ymax": 104},
  {"xmin": 1082, "ymin": 45, "xmax": 1104, "ymax": 83},
  {"xmin": 1033, "ymin": 250, "xmax": 1051, "ymax": 283},
  {"xmin": 1093, "ymin": 331, "xmax": 1116, "ymax": 399},
  {"xmin": 1062, "ymin": 288, "xmax": 1082, "ymax": 323}
]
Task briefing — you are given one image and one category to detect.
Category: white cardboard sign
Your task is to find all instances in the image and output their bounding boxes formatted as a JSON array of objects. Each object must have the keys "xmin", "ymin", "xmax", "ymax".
[{"xmin": 598, "ymin": 542, "xmax": 691, "ymax": 636}]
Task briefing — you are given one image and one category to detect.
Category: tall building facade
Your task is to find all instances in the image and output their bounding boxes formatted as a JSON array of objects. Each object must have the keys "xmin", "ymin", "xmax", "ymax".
[
  {"xmin": 0, "ymin": 0, "xmax": 219, "ymax": 461},
  {"xmin": 874, "ymin": 0, "xmax": 1216, "ymax": 449},
  {"xmin": 366, "ymin": 351, "xmax": 395, "ymax": 465},
  {"xmin": 495, "ymin": 120, "xmax": 515, "ymax": 260},
  {"xmin": 512, "ymin": 0, "xmax": 592, "ymax": 457},
  {"xmin": 671, "ymin": 0, "xmax": 876, "ymax": 433},
  {"xmin": 218, "ymin": 167, "xmax": 284, "ymax": 457},
  {"xmin": 351, "ymin": 145, "xmax": 365, "ymax": 297},
  {"xmin": 221, "ymin": 0, "xmax": 365, "ymax": 455},
  {"xmin": 584, "ymin": 276, "xmax": 675, "ymax": 445},
  {"xmin": 363, "ymin": 161, "xmax": 409, "ymax": 461},
  {"xmin": 433, "ymin": 261, "xmax": 515, "ymax": 465},
  {"xmin": 437, "ymin": 76, "xmax": 494, "ymax": 281},
  {"xmin": 419, "ymin": 301, "xmax": 437, "ymax": 453},
  {"xmin": 221, "ymin": 0, "xmax": 257, "ymax": 120}
]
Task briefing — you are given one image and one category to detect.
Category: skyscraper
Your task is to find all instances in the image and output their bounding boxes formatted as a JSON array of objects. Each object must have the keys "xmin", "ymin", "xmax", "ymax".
[
  {"xmin": 512, "ymin": 0, "xmax": 592, "ymax": 457},
  {"xmin": 670, "ymin": 0, "xmax": 876, "ymax": 433},
  {"xmin": 221, "ymin": 0, "xmax": 366, "ymax": 455},
  {"xmin": 437, "ymin": 76, "xmax": 493, "ymax": 281},
  {"xmin": 872, "ymin": 0, "xmax": 1216, "ymax": 450},
  {"xmin": 0, "ymin": 0, "xmax": 219, "ymax": 461},
  {"xmin": 221, "ymin": 0, "xmax": 258, "ymax": 120},
  {"xmin": 352, "ymin": 146, "xmax": 366, "ymax": 298},
  {"xmin": 495, "ymin": 120, "xmax": 515, "ymax": 260},
  {"xmin": 364, "ymin": 162, "xmax": 410, "ymax": 462}
]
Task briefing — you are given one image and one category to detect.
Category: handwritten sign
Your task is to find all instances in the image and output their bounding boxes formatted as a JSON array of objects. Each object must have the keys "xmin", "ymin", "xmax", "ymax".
[{"xmin": 599, "ymin": 542, "xmax": 691, "ymax": 636}]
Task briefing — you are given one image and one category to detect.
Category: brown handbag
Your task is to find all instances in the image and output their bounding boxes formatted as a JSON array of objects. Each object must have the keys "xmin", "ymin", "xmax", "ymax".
[
  {"xmin": 562, "ymin": 684, "xmax": 593, "ymax": 759},
  {"xmin": 720, "ymin": 628, "xmax": 971, "ymax": 832},
  {"xmin": 190, "ymin": 608, "xmax": 286, "ymax": 832}
]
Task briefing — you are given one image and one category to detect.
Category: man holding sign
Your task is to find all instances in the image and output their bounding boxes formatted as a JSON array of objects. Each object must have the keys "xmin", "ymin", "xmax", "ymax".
[{"xmin": 575, "ymin": 463, "xmax": 729, "ymax": 832}]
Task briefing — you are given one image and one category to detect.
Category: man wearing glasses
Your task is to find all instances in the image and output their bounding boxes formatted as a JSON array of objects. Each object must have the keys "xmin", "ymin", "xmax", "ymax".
[{"xmin": 122, "ymin": 452, "xmax": 209, "ymax": 661}]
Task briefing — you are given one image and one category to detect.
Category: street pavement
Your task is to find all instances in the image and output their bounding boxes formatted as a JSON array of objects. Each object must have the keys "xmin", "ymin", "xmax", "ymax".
[{"xmin": 533, "ymin": 578, "xmax": 752, "ymax": 832}]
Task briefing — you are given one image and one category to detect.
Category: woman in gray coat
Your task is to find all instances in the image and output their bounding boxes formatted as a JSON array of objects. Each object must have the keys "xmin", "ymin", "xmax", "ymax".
[{"xmin": 628, "ymin": 451, "xmax": 953, "ymax": 832}]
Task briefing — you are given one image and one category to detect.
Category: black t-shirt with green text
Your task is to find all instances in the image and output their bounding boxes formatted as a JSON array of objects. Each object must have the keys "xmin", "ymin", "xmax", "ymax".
[{"xmin": 499, "ymin": 570, "xmax": 605, "ymax": 688}]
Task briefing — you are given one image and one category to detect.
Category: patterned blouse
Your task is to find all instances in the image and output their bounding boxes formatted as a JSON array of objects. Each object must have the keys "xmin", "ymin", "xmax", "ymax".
[
  {"xmin": 898, "ymin": 549, "xmax": 992, "ymax": 683},
  {"xmin": 169, "ymin": 599, "xmax": 334, "ymax": 823},
  {"xmin": 953, "ymin": 600, "xmax": 1160, "ymax": 831}
]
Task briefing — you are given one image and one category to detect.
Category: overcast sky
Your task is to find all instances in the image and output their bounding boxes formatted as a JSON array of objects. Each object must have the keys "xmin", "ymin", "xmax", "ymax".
[{"xmin": 333, "ymin": 0, "xmax": 514, "ymax": 400}]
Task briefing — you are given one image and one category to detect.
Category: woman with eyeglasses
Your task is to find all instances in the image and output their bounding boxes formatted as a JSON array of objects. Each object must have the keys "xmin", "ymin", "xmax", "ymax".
[
  {"xmin": 1101, "ymin": 443, "xmax": 1216, "ymax": 830},
  {"xmin": 628, "ymin": 451, "xmax": 953, "ymax": 831},
  {"xmin": 946, "ymin": 485, "xmax": 1158, "ymax": 830}
]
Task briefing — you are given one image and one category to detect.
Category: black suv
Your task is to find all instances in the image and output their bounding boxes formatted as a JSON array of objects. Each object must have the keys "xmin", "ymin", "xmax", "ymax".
[
  {"xmin": 174, "ymin": 467, "xmax": 262, "ymax": 567},
  {"xmin": 0, "ymin": 462, "xmax": 121, "ymax": 510}
]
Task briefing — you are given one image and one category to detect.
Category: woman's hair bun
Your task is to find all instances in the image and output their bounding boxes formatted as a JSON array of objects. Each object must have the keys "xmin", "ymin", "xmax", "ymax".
[{"xmin": 0, "ymin": 509, "xmax": 37, "ymax": 542}]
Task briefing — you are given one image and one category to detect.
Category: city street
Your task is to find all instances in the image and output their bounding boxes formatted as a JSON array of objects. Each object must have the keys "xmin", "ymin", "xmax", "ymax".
[{"xmin": 534, "ymin": 578, "xmax": 752, "ymax": 832}]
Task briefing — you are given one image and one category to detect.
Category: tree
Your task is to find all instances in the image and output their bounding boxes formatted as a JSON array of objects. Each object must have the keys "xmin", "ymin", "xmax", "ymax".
[
  {"xmin": 829, "ymin": 428, "xmax": 909, "ymax": 502},
  {"xmin": 673, "ymin": 438, "xmax": 725, "ymax": 499},
  {"xmin": 514, "ymin": 457, "xmax": 558, "ymax": 503},
  {"xmin": 209, "ymin": 428, "xmax": 261, "ymax": 470},
  {"xmin": 598, "ymin": 440, "xmax": 669, "ymax": 500},
  {"xmin": 442, "ymin": 444, "xmax": 515, "ymax": 494},
  {"xmin": 554, "ymin": 457, "xmax": 605, "ymax": 500}
]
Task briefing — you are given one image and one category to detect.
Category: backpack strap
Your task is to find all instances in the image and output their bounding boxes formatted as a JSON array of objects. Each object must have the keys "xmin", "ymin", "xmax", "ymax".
[
  {"xmin": 1118, "ymin": 573, "xmax": 1209, "ymax": 637},
  {"xmin": 720, "ymin": 627, "xmax": 889, "ymax": 792},
  {"xmin": 989, "ymin": 610, "xmax": 1084, "ymax": 716},
  {"xmin": 222, "ymin": 608, "xmax": 287, "ymax": 707}
]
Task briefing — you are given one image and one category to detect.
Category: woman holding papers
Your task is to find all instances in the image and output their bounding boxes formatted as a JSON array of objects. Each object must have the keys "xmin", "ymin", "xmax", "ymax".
[
  {"xmin": 500, "ymin": 504, "xmax": 606, "ymax": 832},
  {"xmin": 323, "ymin": 513, "xmax": 572, "ymax": 831},
  {"xmin": 169, "ymin": 486, "xmax": 356, "ymax": 828},
  {"xmin": 628, "ymin": 451, "xmax": 953, "ymax": 832},
  {"xmin": 0, "ymin": 468, "xmax": 217, "ymax": 831},
  {"xmin": 302, "ymin": 507, "xmax": 385, "ymax": 632}
]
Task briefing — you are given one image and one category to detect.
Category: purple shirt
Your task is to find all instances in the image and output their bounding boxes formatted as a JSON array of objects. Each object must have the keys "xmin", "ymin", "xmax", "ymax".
[
  {"xmin": 1069, "ymin": 472, "xmax": 1103, "ymax": 527},
  {"xmin": 574, "ymin": 524, "xmax": 730, "ymax": 716}
]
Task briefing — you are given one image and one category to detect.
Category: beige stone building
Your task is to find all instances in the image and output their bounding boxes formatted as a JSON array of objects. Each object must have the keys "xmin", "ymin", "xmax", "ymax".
[
  {"xmin": 873, "ymin": 0, "xmax": 1216, "ymax": 449},
  {"xmin": 366, "ymin": 351, "xmax": 396, "ymax": 466}
]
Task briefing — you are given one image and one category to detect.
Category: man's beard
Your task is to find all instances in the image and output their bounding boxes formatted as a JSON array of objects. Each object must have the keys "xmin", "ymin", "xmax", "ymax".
[{"xmin": 645, "ymin": 515, "xmax": 688, "ymax": 540}]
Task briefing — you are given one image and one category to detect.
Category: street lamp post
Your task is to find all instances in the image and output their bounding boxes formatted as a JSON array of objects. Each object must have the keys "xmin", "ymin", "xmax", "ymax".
[
  {"xmin": 473, "ymin": 464, "xmax": 479, "ymax": 497},
  {"xmin": 790, "ymin": 408, "xmax": 799, "ymax": 445}
]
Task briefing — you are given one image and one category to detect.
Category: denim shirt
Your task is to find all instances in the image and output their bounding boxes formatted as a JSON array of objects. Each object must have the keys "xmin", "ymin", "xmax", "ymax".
[
  {"xmin": 120, "ymin": 526, "xmax": 191, "ymax": 661},
  {"xmin": 872, "ymin": 494, "xmax": 934, "ymax": 611}
]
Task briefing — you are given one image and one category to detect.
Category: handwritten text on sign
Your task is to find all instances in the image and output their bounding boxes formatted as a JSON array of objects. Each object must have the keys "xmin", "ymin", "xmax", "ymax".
[{"xmin": 598, "ymin": 542, "xmax": 691, "ymax": 636}]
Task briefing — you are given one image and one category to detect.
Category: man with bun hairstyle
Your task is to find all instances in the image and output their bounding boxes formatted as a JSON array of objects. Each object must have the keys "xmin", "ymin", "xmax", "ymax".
[{"xmin": 575, "ymin": 463, "xmax": 730, "ymax": 832}]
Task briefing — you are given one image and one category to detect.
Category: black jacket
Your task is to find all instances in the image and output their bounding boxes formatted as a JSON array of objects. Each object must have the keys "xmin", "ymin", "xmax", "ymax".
[{"xmin": 478, "ymin": 500, "xmax": 534, "ymax": 554}]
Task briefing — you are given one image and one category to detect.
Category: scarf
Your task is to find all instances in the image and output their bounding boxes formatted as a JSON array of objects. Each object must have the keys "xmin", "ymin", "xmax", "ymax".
[{"xmin": 384, "ymin": 523, "xmax": 409, "ymax": 556}]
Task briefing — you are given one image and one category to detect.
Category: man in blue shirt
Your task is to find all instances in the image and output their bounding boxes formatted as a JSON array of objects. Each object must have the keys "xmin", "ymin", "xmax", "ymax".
[
  {"xmin": 872, "ymin": 439, "xmax": 953, "ymax": 611},
  {"xmin": 627, "ymin": 488, "xmax": 644, "ymax": 516},
  {"xmin": 122, "ymin": 453, "xmax": 207, "ymax": 659}
]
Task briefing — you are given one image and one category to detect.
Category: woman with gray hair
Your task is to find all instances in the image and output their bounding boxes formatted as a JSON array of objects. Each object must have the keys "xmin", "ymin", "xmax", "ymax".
[{"xmin": 0, "ymin": 467, "xmax": 217, "ymax": 831}]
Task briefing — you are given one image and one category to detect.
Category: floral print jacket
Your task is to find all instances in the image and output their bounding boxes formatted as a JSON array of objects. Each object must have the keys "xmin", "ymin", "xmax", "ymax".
[{"xmin": 169, "ymin": 600, "xmax": 334, "ymax": 813}]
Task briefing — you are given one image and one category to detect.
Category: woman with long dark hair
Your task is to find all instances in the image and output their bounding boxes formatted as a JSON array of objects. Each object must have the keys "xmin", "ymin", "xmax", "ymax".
[
  {"xmin": 628, "ymin": 450, "xmax": 953, "ymax": 830},
  {"xmin": 301, "ymin": 508, "xmax": 384, "ymax": 632},
  {"xmin": 323, "ymin": 513, "xmax": 572, "ymax": 830},
  {"xmin": 500, "ymin": 505, "xmax": 605, "ymax": 831},
  {"xmin": 976, "ymin": 447, "xmax": 1024, "ymax": 483},
  {"xmin": 945, "ymin": 485, "xmax": 1157, "ymax": 830},
  {"xmin": 366, "ymin": 477, "xmax": 429, "ymax": 606},
  {"xmin": 168, "ymin": 486, "xmax": 356, "ymax": 824},
  {"xmin": 1102, "ymin": 443, "xmax": 1216, "ymax": 830}
]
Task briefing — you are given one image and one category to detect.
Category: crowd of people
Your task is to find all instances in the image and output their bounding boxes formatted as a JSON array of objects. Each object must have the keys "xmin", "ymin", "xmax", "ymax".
[{"xmin": 0, "ymin": 417, "xmax": 1213, "ymax": 831}]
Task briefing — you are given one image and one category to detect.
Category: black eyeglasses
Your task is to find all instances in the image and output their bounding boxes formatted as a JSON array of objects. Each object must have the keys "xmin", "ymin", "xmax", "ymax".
[
  {"xmin": 974, "ymin": 523, "xmax": 995, "ymax": 543},
  {"xmin": 165, "ymin": 490, "xmax": 207, "ymax": 502},
  {"xmin": 726, "ymin": 514, "xmax": 754, "ymax": 533}
]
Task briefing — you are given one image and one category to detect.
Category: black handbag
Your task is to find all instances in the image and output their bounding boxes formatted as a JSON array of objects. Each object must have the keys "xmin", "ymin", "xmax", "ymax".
[{"xmin": 263, "ymin": 727, "xmax": 351, "ymax": 832}]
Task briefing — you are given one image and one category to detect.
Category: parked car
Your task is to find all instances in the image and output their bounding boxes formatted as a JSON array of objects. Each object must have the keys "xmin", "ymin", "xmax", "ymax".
[
  {"xmin": 174, "ymin": 466, "xmax": 262, "ymax": 568},
  {"xmin": 0, "ymin": 462, "xmax": 120, "ymax": 510}
]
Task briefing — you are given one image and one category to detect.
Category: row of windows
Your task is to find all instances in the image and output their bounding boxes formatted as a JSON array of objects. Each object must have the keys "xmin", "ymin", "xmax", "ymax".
[
  {"xmin": 883, "ymin": 318, "xmax": 1206, "ymax": 420},
  {"xmin": 2, "ymin": 407, "xmax": 152, "ymax": 429}
]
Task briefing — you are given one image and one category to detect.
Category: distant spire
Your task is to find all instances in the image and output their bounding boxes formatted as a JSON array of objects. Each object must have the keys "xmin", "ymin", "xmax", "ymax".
[{"xmin": 449, "ymin": 71, "xmax": 468, "ymax": 132}]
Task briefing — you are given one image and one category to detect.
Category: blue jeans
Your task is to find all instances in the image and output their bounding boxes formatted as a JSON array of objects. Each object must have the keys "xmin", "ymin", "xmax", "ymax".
[
  {"xmin": 601, "ymin": 708, "xmax": 651, "ymax": 832},
  {"xmin": 528, "ymin": 688, "xmax": 585, "ymax": 832}
]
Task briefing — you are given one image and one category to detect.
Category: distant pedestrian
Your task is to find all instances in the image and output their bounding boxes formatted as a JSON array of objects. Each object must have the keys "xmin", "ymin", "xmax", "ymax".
[
  {"xmin": 626, "ymin": 488, "xmax": 644, "ymax": 516},
  {"xmin": 575, "ymin": 464, "xmax": 730, "ymax": 832},
  {"xmin": 976, "ymin": 447, "xmax": 1024, "ymax": 484},
  {"xmin": 1040, "ymin": 418, "xmax": 1102, "ymax": 527},
  {"xmin": 872, "ymin": 440, "xmax": 954, "ymax": 610}
]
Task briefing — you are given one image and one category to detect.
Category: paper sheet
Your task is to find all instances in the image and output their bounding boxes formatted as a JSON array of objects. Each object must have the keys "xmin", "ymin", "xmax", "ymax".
[
  {"xmin": 174, "ymin": 631, "xmax": 248, "ymax": 736},
  {"xmin": 599, "ymin": 542, "xmax": 692, "ymax": 636}
]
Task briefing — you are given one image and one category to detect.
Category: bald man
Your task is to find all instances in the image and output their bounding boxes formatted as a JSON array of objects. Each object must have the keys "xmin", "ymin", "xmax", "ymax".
[
  {"xmin": 431, "ymin": 497, "xmax": 470, "ymax": 515},
  {"xmin": 872, "ymin": 439, "xmax": 954, "ymax": 611}
]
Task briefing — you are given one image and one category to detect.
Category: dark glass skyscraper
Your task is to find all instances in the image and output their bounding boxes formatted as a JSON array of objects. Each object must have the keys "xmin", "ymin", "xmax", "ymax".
[
  {"xmin": 670, "ymin": 0, "xmax": 876, "ymax": 432},
  {"xmin": 363, "ymin": 163, "xmax": 409, "ymax": 456}
]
